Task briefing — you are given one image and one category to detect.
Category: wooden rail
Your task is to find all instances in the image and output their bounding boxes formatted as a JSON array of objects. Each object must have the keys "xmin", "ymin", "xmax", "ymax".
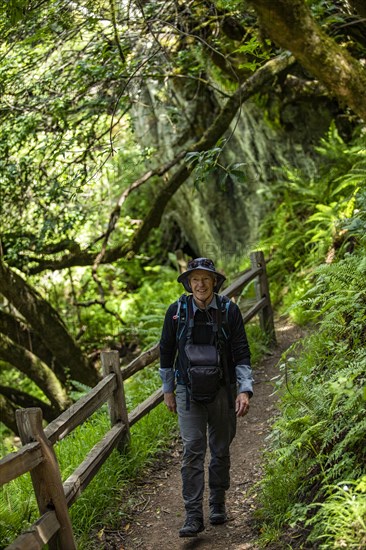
[{"xmin": 0, "ymin": 250, "xmax": 275, "ymax": 549}]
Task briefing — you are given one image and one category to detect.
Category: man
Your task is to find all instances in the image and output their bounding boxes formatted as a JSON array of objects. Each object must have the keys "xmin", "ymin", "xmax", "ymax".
[{"xmin": 159, "ymin": 258, "xmax": 253, "ymax": 538}]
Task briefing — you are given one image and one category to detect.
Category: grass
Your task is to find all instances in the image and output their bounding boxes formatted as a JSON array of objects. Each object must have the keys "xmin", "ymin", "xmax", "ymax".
[
  {"xmin": 0, "ymin": 318, "xmax": 269, "ymax": 548},
  {"xmin": 0, "ymin": 370, "xmax": 177, "ymax": 549},
  {"xmin": 71, "ymin": 403, "xmax": 178, "ymax": 549},
  {"xmin": 256, "ymin": 250, "xmax": 366, "ymax": 548},
  {"xmin": 307, "ymin": 477, "xmax": 366, "ymax": 549}
]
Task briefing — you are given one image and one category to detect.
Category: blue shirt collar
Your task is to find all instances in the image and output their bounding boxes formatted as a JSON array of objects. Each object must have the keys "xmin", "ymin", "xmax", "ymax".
[{"xmin": 192, "ymin": 293, "xmax": 218, "ymax": 315}]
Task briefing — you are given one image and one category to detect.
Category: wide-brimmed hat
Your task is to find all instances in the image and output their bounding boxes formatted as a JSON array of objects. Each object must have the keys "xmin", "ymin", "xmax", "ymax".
[{"xmin": 177, "ymin": 258, "xmax": 226, "ymax": 293}]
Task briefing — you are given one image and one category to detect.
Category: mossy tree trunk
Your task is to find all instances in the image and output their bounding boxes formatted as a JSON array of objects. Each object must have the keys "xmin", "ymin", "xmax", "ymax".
[
  {"xmin": 247, "ymin": 0, "xmax": 366, "ymax": 121},
  {"xmin": 0, "ymin": 258, "xmax": 100, "ymax": 431},
  {"xmin": 0, "ymin": 332, "xmax": 70, "ymax": 412}
]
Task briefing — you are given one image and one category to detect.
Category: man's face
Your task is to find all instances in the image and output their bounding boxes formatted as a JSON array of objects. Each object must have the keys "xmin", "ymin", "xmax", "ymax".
[{"xmin": 188, "ymin": 269, "xmax": 215, "ymax": 305}]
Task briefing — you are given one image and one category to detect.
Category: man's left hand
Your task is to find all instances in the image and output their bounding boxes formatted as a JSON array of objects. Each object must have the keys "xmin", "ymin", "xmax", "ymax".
[{"xmin": 235, "ymin": 392, "xmax": 250, "ymax": 417}]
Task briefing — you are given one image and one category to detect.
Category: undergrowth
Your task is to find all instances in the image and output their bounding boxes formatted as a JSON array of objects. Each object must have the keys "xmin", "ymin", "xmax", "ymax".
[
  {"xmin": 0, "ymin": 376, "xmax": 177, "ymax": 549},
  {"xmin": 0, "ymin": 276, "xmax": 268, "ymax": 548},
  {"xmin": 256, "ymin": 127, "xmax": 366, "ymax": 548},
  {"xmin": 259, "ymin": 123, "xmax": 366, "ymax": 322}
]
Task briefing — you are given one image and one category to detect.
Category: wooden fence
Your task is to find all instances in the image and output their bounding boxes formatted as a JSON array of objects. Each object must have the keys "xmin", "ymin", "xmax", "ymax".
[{"xmin": 0, "ymin": 250, "xmax": 275, "ymax": 549}]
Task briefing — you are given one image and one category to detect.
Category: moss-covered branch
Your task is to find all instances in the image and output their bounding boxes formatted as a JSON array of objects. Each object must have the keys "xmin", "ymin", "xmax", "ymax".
[
  {"xmin": 0, "ymin": 332, "xmax": 70, "ymax": 411},
  {"xmin": 23, "ymin": 52, "xmax": 294, "ymax": 271},
  {"xmin": 0, "ymin": 258, "xmax": 100, "ymax": 386},
  {"xmin": 247, "ymin": 0, "xmax": 366, "ymax": 121},
  {"xmin": 0, "ymin": 385, "xmax": 57, "ymax": 423},
  {"xmin": 128, "ymin": 52, "xmax": 294, "ymax": 253},
  {"xmin": 0, "ymin": 310, "xmax": 67, "ymax": 384}
]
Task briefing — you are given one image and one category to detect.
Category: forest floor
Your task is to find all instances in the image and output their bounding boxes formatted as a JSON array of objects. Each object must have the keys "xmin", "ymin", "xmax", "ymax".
[{"xmin": 97, "ymin": 317, "xmax": 305, "ymax": 550}]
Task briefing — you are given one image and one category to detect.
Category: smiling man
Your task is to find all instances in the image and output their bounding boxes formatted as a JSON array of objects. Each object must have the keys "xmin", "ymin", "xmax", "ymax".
[
  {"xmin": 159, "ymin": 257, "xmax": 253, "ymax": 538},
  {"xmin": 188, "ymin": 268, "xmax": 215, "ymax": 306}
]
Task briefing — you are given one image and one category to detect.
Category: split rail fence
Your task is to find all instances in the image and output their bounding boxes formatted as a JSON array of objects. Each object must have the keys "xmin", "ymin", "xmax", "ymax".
[{"xmin": 0, "ymin": 251, "xmax": 275, "ymax": 550}]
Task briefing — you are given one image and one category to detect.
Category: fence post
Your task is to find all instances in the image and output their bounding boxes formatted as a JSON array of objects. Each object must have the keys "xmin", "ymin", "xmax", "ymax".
[
  {"xmin": 15, "ymin": 408, "xmax": 76, "ymax": 550},
  {"xmin": 250, "ymin": 251, "xmax": 276, "ymax": 344},
  {"xmin": 101, "ymin": 350, "xmax": 130, "ymax": 452}
]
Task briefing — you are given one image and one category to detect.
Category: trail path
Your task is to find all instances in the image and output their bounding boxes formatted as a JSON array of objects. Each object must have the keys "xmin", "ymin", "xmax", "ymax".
[{"xmin": 100, "ymin": 319, "xmax": 304, "ymax": 550}]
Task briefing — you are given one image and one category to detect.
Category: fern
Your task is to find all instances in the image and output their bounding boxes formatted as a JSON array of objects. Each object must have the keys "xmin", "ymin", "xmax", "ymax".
[
  {"xmin": 306, "ymin": 477, "xmax": 366, "ymax": 549},
  {"xmin": 257, "ymin": 241, "xmax": 366, "ymax": 547},
  {"xmin": 258, "ymin": 126, "xmax": 366, "ymax": 316}
]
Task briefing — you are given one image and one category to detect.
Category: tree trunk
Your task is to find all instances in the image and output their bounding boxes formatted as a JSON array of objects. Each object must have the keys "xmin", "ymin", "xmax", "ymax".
[
  {"xmin": 0, "ymin": 258, "xmax": 100, "ymax": 387},
  {"xmin": 0, "ymin": 332, "xmax": 71, "ymax": 411},
  {"xmin": 0, "ymin": 394, "xmax": 18, "ymax": 434},
  {"xmin": 0, "ymin": 385, "xmax": 57, "ymax": 421},
  {"xmin": 0, "ymin": 310, "xmax": 66, "ymax": 383},
  {"xmin": 246, "ymin": 0, "xmax": 366, "ymax": 121}
]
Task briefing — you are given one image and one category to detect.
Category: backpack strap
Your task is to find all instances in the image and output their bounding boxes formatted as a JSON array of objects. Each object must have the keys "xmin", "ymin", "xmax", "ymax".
[
  {"xmin": 185, "ymin": 296, "xmax": 196, "ymax": 345},
  {"xmin": 174, "ymin": 294, "xmax": 189, "ymax": 342},
  {"xmin": 173, "ymin": 294, "xmax": 193, "ymax": 409},
  {"xmin": 217, "ymin": 295, "xmax": 234, "ymax": 409},
  {"xmin": 218, "ymin": 295, "xmax": 230, "ymax": 341},
  {"xmin": 175, "ymin": 294, "xmax": 230, "ymax": 343}
]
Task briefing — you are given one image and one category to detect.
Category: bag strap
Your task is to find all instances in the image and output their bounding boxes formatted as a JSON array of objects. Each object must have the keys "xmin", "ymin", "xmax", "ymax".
[
  {"xmin": 173, "ymin": 295, "xmax": 191, "ymax": 408},
  {"xmin": 175, "ymin": 293, "xmax": 230, "ymax": 343},
  {"xmin": 217, "ymin": 297, "xmax": 234, "ymax": 409},
  {"xmin": 175, "ymin": 294, "xmax": 188, "ymax": 342},
  {"xmin": 219, "ymin": 295, "xmax": 230, "ymax": 340}
]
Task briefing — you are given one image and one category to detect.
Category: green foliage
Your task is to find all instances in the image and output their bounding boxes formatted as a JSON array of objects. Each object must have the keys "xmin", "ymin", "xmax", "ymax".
[
  {"xmin": 258, "ymin": 123, "xmax": 366, "ymax": 316},
  {"xmin": 298, "ymin": 254, "xmax": 366, "ymax": 344},
  {"xmin": 245, "ymin": 323, "xmax": 271, "ymax": 366},
  {"xmin": 307, "ymin": 0, "xmax": 366, "ymax": 52},
  {"xmin": 0, "ymin": 0, "xmax": 280, "ymax": 269},
  {"xmin": 0, "ymin": 393, "xmax": 177, "ymax": 549},
  {"xmin": 185, "ymin": 139, "xmax": 251, "ymax": 190},
  {"xmin": 0, "ymin": 472, "xmax": 37, "ymax": 548},
  {"xmin": 239, "ymin": 120, "xmax": 366, "ymax": 548},
  {"xmin": 0, "ymin": 1, "xmax": 123, "ymax": 259},
  {"xmin": 307, "ymin": 477, "xmax": 366, "ymax": 549},
  {"xmin": 342, "ymin": 189, "xmax": 366, "ymax": 244},
  {"xmin": 235, "ymin": 36, "xmax": 272, "ymax": 72},
  {"xmin": 119, "ymin": 263, "xmax": 182, "ymax": 349},
  {"xmin": 257, "ymin": 248, "xmax": 366, "ymax": 548},
  {"xmin": 0, "ymin": 0, "xmax": 173, "ymax": 269}
]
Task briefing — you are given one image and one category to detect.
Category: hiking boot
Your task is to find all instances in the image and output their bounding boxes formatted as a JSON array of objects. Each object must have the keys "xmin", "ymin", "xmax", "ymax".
[
  {"xmin": 179, "ymin": 516, "xmax": 205, "ymax": 537},
  {"xmin": 209, "ymin": 503, "xmax": 227, "ymax": 525}
]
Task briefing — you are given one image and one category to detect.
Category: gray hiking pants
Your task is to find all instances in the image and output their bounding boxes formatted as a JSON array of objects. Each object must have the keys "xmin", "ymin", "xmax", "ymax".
[{"xmin": 176, "ymin": 384, "xmax": 237, "ymax": 519}]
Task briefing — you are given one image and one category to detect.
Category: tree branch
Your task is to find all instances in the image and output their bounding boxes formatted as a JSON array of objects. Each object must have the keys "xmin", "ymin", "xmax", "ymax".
[
  {"xmin": 26, "ymin": 52, "xmax": 294, "ymax": 273},
  {"xmin": 247, "ymin": 0, "xmax": 366, "ymax": 121},
  {"xmin": 0, "ymin": 385, "xmax": 57, "ymax": 422},
  {"xmin": 128, "ymin": 52, "xmax": 295, "ymax": 253},
  {"xmin": 0, "ymin": 394, "xmax": 19, "ymax": 435},
  {"xmin": 0, "ymin": 310, "xmax": 67, "ymax": 383},
  {"xmin": 92, "ymin": 149, "xmax": 187, "ymax": 272},
  {"xmin": 0, "ymin": 258, "xmax": 100, "ymax": 386},
  {"xmin": 0, "ymin": 332, "xmax": 70, "ymax": 411}
]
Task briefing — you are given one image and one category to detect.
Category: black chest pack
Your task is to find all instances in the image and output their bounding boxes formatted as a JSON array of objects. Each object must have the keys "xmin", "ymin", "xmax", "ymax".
[{"xmin": 174, "ymin": 294, "xmax": 232, "ymax": 406}]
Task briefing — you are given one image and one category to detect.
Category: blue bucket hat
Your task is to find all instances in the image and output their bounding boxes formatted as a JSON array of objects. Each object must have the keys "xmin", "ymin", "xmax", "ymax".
[{"xmin": 177, "ymin": 258, "xmax": 226, "ymax": 293}]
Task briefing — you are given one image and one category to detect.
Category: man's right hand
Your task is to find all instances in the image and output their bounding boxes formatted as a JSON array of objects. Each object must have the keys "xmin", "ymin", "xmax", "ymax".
[{"xmin": 164, "ymin": 392, "xmax": 177, "ymax": 413}]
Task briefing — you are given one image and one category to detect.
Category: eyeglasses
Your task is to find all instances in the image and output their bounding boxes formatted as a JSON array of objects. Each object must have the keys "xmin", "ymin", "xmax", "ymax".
[{"xmin": 187, "ymin": 258, "xmax": 215, "ymax": 270}]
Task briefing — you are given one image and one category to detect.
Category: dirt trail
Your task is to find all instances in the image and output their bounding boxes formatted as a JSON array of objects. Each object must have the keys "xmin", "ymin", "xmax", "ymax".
[{"xmin": 100, "ymin": 319, "xmax": 303, "ymax": 550}]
